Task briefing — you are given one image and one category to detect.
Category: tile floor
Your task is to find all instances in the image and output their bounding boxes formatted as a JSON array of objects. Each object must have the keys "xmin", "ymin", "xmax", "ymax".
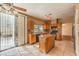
[{"xmin": 0, "ymin": 38, "xmax": 75, "ymax": 56}]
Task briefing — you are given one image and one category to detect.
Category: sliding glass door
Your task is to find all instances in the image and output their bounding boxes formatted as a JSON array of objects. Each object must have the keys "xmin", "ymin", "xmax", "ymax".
[
  {"xmin": 0, "ymin": 13, "xmax": 16, "ymax": 51},
  {"xmin": 17, "ymin": 13, "xmax": 27, "ymax": 46}
]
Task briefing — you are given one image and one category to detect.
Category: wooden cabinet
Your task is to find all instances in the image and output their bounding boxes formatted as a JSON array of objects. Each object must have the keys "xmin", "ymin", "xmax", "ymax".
[
  {"xmin": 28, "ymin": 20, "xmax": 34, "ymax": 32},
  {"xmin": 56, "ymin": 32, "xmax": 62, "ymax": 40},
  {"xmin": 44, "ymin": 20, "xmax": 51, "ymax": 30},
  {"xmin": 28, "ymin": 34, "xmax": 36, "ymax": 44},
  {"xmin": 39, "ymin": 34, "xmax": 55, "ymax": 53},
  {"xmin": 56, "ymin": 19, "xmax": 62, "ymax": 40}
]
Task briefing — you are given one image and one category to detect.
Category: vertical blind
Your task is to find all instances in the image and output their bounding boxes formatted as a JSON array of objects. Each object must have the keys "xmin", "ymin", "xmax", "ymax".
[{"xmin": 0, "ymin": 13, "xmax": 16, "ymax": 51}]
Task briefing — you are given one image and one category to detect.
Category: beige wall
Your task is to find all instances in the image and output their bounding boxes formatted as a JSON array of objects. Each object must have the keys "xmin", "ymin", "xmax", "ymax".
[
  {"xmin": 62, "ymin": 23, "xmax": 72, "ymax": 36},
  {"xmin": 62, "ymin": 15, "xmax": 74, "ymax": 24}
]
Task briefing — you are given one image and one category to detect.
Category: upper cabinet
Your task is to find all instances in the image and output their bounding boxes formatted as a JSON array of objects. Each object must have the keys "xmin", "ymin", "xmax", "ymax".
[
  {"xmin": 27, "ymin": 16, "xmax": 45, "ymax": 33},
  {"xmin": 44, "ymin": 20, "xmax": 51, "ymax": 30}
]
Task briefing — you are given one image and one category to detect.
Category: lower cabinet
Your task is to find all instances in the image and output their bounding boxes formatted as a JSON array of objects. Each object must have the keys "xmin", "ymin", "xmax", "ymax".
[
  {"xmin": 28, "ymin": 33, "xmax": 36, "ymax": 44},
  {"xmin": 56, "ymin": 32, "xmax": 62, "ymax": 40}
]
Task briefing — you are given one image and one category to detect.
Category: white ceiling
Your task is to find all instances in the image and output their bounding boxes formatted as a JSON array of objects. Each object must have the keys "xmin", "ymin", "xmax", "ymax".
[{"xmin": 14, "ymin": 3, "xmax": 75, "ymax": 21}]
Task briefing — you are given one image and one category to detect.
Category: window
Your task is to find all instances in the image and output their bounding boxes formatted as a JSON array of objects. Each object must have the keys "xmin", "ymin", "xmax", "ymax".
[{"xmin": 34, "ymin": 24, "xmax": 44, "ymax": 34}]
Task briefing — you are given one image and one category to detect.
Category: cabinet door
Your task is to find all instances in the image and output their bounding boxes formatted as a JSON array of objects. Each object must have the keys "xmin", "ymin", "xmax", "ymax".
[
  {"xmin": 17, "ymin": 14, "xmax": 25, "ymax": 46},
  {"xmin": 29, "ymin": 34, "xmax": 36, "ymax": 44}
]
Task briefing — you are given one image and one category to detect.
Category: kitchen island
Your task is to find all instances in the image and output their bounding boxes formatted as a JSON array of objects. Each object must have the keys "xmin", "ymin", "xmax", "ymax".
[{"xmin": 39, "ymin": 34, "xmax": 55, "ymax": 53}]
